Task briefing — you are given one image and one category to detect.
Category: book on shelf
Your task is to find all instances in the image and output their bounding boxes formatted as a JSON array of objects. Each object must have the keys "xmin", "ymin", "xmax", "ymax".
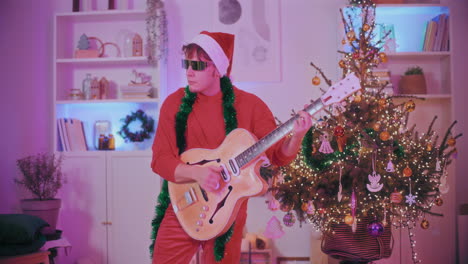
[
  {"xmin": 423, "ymin": 14, "xmax": 449, "ymax": 52},
  {"xmin": 57, "ymin": 118, "xmax": 88, "ymax": 151}
]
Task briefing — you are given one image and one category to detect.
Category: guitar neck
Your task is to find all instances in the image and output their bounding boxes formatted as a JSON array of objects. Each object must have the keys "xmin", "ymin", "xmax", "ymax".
[{"xmin": 234, "ymin": 99, "xmax": 324, "ymax": 168}]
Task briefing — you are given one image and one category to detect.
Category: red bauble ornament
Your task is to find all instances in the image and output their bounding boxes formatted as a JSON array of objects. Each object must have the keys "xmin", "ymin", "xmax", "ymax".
[
  {"xmin": 280, "ymin": 203, "xmax": 292, "ymax": 212},
  {"xmin": 390, "ymin": 189, "xmax": 403, "ymax": 203},
  {"xmin": 334, "ymin": 126, "xmax": 345, "ymax": 137},
  {"xmin": 403, "ymin": 166, "xmax": 413, "ymax": 177},
  {"xmin": 435, "ymin": 198, "xmax": 443, "ymax": 206},
  {"xmin": 421, "ymin": 219, "xmax": 430, "ymax": 229}
]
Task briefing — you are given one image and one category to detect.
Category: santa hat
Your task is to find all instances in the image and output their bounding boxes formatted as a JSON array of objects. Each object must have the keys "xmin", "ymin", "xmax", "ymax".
[{"xmin": 189, "ymin": 31, "xmax": 235, "ymax": 77}]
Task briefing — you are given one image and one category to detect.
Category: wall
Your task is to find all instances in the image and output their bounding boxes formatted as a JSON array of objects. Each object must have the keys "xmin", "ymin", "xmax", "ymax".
[
  {"xmin": 0, "ymin": 0, "xmax": 55, "ymax": 213},
  {"xmin": 0, "ymin": 0, "xmax": 467, "ymax": 263}
]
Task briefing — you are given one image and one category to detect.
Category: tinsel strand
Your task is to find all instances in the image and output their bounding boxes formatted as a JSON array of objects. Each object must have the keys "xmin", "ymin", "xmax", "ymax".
[
  {"xmin": 149, "ymin": 180, "xmax": 170, "ymax": 258},
  {"xmin": 146, "ymin": 0, "xmax": 168, "ymax": 65}
]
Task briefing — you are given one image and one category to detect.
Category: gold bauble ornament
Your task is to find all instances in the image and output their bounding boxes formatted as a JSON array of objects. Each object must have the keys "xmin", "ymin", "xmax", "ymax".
[
  {"xmin": 312, "ymin": 76, "xmax": 321, "ymax": 86},
  {"xmin": 447, "ymin": 137, "xmax": 456, "ymax": 147},
  {"xmin": 379, "ymin": 52, "xmax": 388, "ymax": 63},
  {"xmin": 421, "ymin": 219, "xmax": 430, "ymax": 230},
  {"xmin": 339, "ymin": 60, "xmax": 346, "ymax": 68},
  {"xmin": 379, "ymin": 131, "xmax": 390, "ymax": 141},
  {"xmin": 347, "ymin": 30, "xmax": 356, "ymax": 41},
  {"xmin": 342, "ymin": 38, "xmax": 346, "ymax": 45},
  {"xmin": 363, "ymin": 24, "xmax": 370, "ymax": 32},
  {"xmin": 354, "ymin": 94, "xmax": 362, "ymax": 103},
  {"xmin": 301, "ymin": 202, "xmax": 309, "ymax": 212},
  {"xmin": 344, "ymin": 214, "xmax": 354, "ymax": 225},
  {"xmin": 405, "ymin": 100, "xmax": 416, "ymax": 112},
  {"xmin": 435, "ymin": 197, "xmax": 443, "ymax": 206},
  {"xmin": 378, "ymin": 98, "xmax": 387, "ymax": 107},
  {"xmin": 373, "ymin": 123, "xmax": 381, "ymax": 131},
  {"xmin": 427, "ymin": 143, "xmax": 433, "ymax": 152},
  {"xmin": 280, "ymin": 203, "xmax": 292, "ymax": 212},
  {"xmin": 403, "ymin": 166, "xmax": 413, "ymax": 177}
]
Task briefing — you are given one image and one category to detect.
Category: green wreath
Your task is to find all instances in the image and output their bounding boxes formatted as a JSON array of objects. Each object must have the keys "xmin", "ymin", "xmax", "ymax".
[{"xmin": 118, "ymin": 109, "xmax": 155, "ymax": 142}]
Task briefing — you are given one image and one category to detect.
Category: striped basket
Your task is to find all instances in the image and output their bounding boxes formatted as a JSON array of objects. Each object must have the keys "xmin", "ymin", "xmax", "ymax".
[{"xmin": 321, "ymin": 217, "xmax": 393, "ymax": 262}]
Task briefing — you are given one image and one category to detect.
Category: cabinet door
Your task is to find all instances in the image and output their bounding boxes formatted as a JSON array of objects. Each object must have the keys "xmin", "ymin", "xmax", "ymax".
[
  {"xmin": 106, "ymin": 152, "xmax": 161, "ymax": 264},
  {"xmin": 57, "ymin": 152, "xmax": 107, "ymax": 264}
]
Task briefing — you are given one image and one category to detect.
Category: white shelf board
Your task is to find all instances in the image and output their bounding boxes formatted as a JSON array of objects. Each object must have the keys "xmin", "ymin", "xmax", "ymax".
[
  {"xmin": 56, "ymin": 56, "xmax": 148, "ymax": 64},
  {"xmin": 386, "ymin": 52, "xmax": 450, "ymax": 59},
  {"xmin": 56, "ymin": 9, "xmax": 146, "ymax": 22},
  {"xmin": 56, "ymin": 98, "xmax": 159, "ymax": 104},
  {"xmin": 392, "ymin": 94, "xmax": 452, "ymax": 99}
]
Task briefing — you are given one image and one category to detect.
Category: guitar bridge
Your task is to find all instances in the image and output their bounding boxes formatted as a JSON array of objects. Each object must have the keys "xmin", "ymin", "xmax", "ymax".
[{"xmin": 173, "ymin": 187, "xmax": 198, "ymax": 213}]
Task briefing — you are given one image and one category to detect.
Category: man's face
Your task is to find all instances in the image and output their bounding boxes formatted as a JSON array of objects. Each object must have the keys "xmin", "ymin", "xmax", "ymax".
[{"xmin": 185, "ymin": 53, "xmax": 220, "ymax": 96}]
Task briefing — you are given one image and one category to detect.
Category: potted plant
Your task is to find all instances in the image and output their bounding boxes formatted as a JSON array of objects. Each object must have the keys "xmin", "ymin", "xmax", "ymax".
[
  {"xmin": 15, "ymin": 152, "xmax": 64, "ymax": 235},
  {"xmin": 398, "ymin": 66, "xmax": 427, "ymax": 94}
]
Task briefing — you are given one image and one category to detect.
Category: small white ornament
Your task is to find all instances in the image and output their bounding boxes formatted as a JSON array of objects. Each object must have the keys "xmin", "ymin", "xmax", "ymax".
[
  {"xmin": 306, "ymin": 201, "xmax": 315, "ymax": 215},
  {"xmin": 319, "ymin": 132, "xmax": 334, "ymax": 154},
  {"xmin": 436, "ymin": 158, "xmax": 442, "ymax": 172},
  {"xmin": 439, "ymin": 169, "xmax": 450, "ymax": 194},
  {"xmin": 367, "ymin": 171, "xmax": 383, "ymax": 192},
  {"xmin": 338, "ymin": 166, "xmax": 343, "ymax": 202},
  {"xmin": 367, "ymin": 155, "xmax": 383, "ymax": 192},
  {"xmin": 405, "ymin": 193, "xmax": 417, "ymax": 206},
  {"xmin": 351, "ymin": 219, "xmax": 357, "ymax": 233},
  {"xmin": 386, "ymin": 158, "xmax": 395, "ymax": 172},
  {"xmin": 405, "ymin": 178, "xmax": 417, "ymax": 206}
]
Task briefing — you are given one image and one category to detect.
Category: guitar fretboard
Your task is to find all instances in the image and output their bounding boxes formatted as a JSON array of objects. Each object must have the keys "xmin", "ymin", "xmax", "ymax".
[{"xmin": 234, "ymin": 99, "xmax": 324, "ymax": 168}]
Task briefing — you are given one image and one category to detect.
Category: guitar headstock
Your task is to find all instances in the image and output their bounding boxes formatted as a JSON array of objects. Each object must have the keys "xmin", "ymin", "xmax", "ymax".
[{"xmin": 320, "ymin": 73, "xmax": 361, "ymax": 106}]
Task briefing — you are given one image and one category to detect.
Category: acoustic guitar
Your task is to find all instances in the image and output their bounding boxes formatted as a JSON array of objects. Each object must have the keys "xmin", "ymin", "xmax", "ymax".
[{"xmin": 168, "ymin": 73, "xmax": 361, "ymax": 240}]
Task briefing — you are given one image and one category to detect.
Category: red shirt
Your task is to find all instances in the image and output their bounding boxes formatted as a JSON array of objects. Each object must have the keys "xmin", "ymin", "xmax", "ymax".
[{"xmin": 151, "ymin": 86, "xmax": 295, "ymax": 182}]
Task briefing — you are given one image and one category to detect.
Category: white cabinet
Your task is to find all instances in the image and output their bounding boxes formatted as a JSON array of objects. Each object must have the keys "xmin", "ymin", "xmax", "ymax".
[
  {"xmin": 106, "ymin": 152, "xmax": 160, "ymax": 264},
  {"xmin": 58, "ymin": 151, "xmax": 160, "ymax": 264}
]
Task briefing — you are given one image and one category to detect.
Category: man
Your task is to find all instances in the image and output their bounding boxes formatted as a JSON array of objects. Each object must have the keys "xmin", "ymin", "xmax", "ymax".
[{"xmin": 151, "ymin": 31, "xmax": 312, "ymax": 263}]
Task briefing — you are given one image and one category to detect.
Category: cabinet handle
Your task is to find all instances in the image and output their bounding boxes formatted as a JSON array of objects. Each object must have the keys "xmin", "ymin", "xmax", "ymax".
[
  {"xmin": 102, "ymin": 221, "xmax": 107, "ymax": 225},
  {"xmin": 108, "ymin": 221, "xmax": 112, "ymax": 225}
]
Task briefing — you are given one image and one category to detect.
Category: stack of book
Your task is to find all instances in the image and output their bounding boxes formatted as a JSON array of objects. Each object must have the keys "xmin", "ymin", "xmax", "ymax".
[
  {"xmin": 119, "ymin": 84, "xmax": 153, "ymax": 99},
  {"xmin": 57, "ymin": 118, "xmax": 88, "ymax": 152},
  {"xmin": 366, "ymin": 69, "xmax": 394, "ymax": 95},
  {"xmin": 423, "ymin": 13, "xmax": 449, "ymax": 52}
]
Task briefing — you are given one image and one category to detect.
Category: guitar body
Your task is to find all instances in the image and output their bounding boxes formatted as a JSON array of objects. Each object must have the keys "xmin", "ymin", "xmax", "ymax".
[{"xmin": 168, "ymin": 128, "xmax": 269, "ymax": 241}]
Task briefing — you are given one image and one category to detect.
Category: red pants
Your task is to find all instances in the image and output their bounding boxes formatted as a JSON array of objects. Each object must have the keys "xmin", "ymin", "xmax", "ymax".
[{"xmin": 152, "ymin": 201, "xmax": 247, "ymax": 264}]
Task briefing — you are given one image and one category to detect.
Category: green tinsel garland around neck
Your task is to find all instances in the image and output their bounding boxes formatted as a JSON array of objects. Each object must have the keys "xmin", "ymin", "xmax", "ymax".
[
  {"xmin": 175, "ymin": 76, "xmax": 237, "ymax": 154},
  {"xmin": 149, "ymin": 76, "xmax": 237, "ymax": 261}
]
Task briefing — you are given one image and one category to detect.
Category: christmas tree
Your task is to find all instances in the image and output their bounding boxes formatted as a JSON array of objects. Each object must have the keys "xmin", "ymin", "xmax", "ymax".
[{"xmin": 268, "ymin": 1, "xmax": 461, "ymax": 263}]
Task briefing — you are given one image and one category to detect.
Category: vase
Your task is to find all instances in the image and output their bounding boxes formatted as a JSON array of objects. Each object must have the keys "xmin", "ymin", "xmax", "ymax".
[
  {"xmin": 398, "ymin": 74, "xmax": 427, "ymax": 94},
  {"xmin": 20, "ymin": 199, "xmax": 62, "ymax": 235}
]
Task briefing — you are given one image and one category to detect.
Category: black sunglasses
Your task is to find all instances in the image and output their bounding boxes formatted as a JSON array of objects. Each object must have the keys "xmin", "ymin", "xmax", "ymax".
[{"xmin": 182, "ymin": 59, "xmax": 211, "ymax": 71}]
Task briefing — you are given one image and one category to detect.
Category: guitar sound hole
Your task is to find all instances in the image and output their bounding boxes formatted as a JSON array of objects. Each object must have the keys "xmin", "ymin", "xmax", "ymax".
[
  {"xmin": 200, "ymin": 187, "xmax": 209, "ymax": 202},
  {"xmin": 209, "ymin": 186, "xmax": 233, "ymax": 224}
]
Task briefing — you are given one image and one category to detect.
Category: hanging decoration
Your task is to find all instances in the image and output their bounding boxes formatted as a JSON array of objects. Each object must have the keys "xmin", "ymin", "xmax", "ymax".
[
  {"xmin": 146, "ymin": 0, "xmax": 168, "ymax": 65},
  {"xmin": 118, "ymin": 109, "xmax": 155, "ymax": 142},
  {"xmin": 367, "ymin": 154, "xmax": 383, "ymax": 192}
]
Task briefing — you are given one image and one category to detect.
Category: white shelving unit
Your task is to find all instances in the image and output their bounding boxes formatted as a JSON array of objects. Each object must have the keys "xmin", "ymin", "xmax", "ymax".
[{"xmin": 53, "ymin": 9, "xmax": 165, "ymax": 152}]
